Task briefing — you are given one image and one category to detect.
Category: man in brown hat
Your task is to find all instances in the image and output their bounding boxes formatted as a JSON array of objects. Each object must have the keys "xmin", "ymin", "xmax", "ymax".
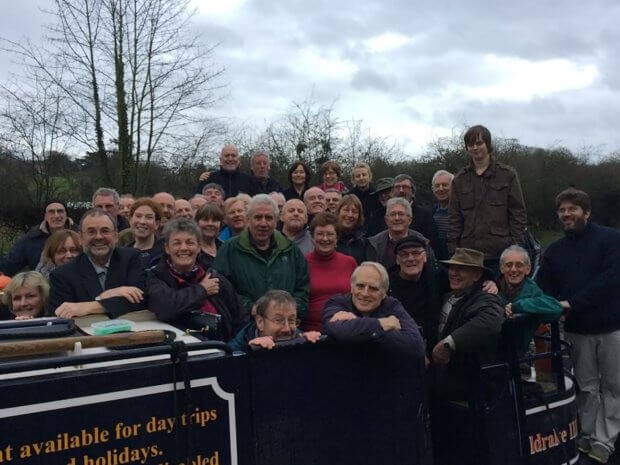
[{"xmin": 431, "ymin": 247, "xmax": 504, "ymax": 398}]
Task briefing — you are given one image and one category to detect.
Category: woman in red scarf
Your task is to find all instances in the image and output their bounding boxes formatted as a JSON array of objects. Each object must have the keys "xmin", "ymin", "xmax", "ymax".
[{"xmin": 146, "ymin": 218, "xmax": 248, "ymax": 341}]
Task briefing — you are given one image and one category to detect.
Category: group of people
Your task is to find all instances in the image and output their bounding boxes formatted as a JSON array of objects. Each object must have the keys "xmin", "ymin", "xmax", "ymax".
[{"xmin": 0, "ymin": 124, "xmax": 618, "ymax": 463}]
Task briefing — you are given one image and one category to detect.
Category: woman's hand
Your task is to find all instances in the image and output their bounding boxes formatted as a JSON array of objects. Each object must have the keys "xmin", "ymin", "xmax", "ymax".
[{"xmin": 200, "ymin": 273, "xmax": 220, "ymax": 295}]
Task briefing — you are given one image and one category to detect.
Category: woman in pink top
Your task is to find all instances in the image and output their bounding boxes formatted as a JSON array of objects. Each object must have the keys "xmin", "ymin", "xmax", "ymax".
[{"xmin": 303, "ymin": 212, "xmax": 357, "ymax": 331}]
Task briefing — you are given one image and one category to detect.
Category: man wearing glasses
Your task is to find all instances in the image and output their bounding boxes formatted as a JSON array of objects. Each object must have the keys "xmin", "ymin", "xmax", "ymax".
[
  {"xmin": 50, "ymin": 209, "xmax": 146, "ymax": 318},
  {"xmin": 322, "ymin": 262, "xmax": 424, "ymax": 358},
  {"xmin": 228, "ymin": 290, "xmax": 321, "ymax": 351}
]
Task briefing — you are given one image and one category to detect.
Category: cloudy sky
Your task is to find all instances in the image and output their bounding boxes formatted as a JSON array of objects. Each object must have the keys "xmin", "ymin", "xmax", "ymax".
[{"xmin": 2, "ymin": 0, "xmax": 619, "ymax": 157}]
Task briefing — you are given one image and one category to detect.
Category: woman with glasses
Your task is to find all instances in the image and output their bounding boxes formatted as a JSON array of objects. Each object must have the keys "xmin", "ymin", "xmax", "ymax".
[
  {"xmin": 336, "ymin": 194, "xmax": 370, "ymax": 264},
  {"xmin": 303, "ymin": 212, "xmax": 357, "ymax": 331},
  {"xmin": 36, "ymin": 230, "xmax": 82, "ymax": 279},
  {"xmin": 146, "ymin": 218, "xmax": 247, "ymax": 341}
]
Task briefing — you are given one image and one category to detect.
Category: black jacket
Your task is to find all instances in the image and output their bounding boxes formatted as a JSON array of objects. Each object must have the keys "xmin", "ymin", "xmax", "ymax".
[
  {"xmin": 367, "ymin": 228, "xmax": 429, "ymax": 269},
  {"xmin": 337, "ymin": 229, "xmax": 370, "ymax": 265},
  {"xmin": 253, "ymin": 176, "xmax": 283, "ymax": 194},
  {"xmin": 0, "ymin": 219, "xmax": 75, "ymax": 276},
  {"xmin": 411, "ymin": 204, "xmax": 441, "ymax": 257},
  {"xmin": 282, "ymin": 185, "xmax": 307, "ymax": 201},
  {"xmin": 146, "ymin": 259, "xmax": 248, "ymax": 341},
  {"xmin": 49, "ymin": 247, "xmax": 146, "ymax": 317},
  {"xmin": 196, "ymin": 168, "xmax": 257, "ymax": 198},
  {"xmin": 350, "ymin": 185, "xmax": 378, "ymax": 234},
  {"xmin": 322, "ymin": 293, "xmax": 425, "ymax": 359}
]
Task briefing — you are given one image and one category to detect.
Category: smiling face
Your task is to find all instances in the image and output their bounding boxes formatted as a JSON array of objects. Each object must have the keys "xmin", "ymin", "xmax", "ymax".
[
  {"xmin": 81, "ymin": 213, "xmax": 117, "ymax": 264},
  {"xmin": 173, "ymin": 200, "xmax": 193, "ymax": 220},
  {"xmin": 119, "ymin": 197, "xmax": 134, "ymax": 219},
  {"xmin": 557, "ymin": 200, "xmax": 590, "ymax": 233},
  {"xmin": 44, "ymin": 203, "xmax": 67, "ymax": 232},
  {"xmin": 353, "ymin": 167, "xmax": 370, "ymax": 189},
  {"xmin": 251, "ymin": 154, "xmax": 270, "ymax": 180},
  {"xmin": 500, "ymin": 250, "xmax": 531, "ymax": 287},
  {"xmin": 448, "ymin": 265, "xmax": 483, "ymax": 295},
  {"xmin": 466, "ymin": 135, "xmax": 491, "ymax": 166},
  {"xmin": 338, "ymin": 203, "xmax": 359, "ymax": 232},
  {"xmin": 198, "ymin": 216, "xmax": 221, "ymax": 241},
  {"xmin": 323, "ymin": 168, "xmax": 339, "ymax": 187},
  {"xmin": 304, "ymin": 188, "xmax": 326, "ymax": 215},
  {"xmin": 291, "ymin": 165, "xmax": 307, "ymax": 186},
  {"xmin": 351, "ymin": 266, "xmax": 385, "ymax": 314},
  {"xmin": 396, "ymin": 246, "xmax": 427, "ymax": 280},
  {"xmin": 11, "ymin": 285, "xmax": 44, "ymax": 319},
  {"xmin": 312, "ymin": 224, "xmax": 338, "ymax": 256},
  {"xmin": 225, "ymin": 200, "xmax": 247, "ymax": 233},
  {"xmin": 386, "ymin": 203, "xmax": 412, "ymax": 236},
  {"xmin": 325, "ymin": 191, "xmax": 342, "ymax": 213},
  {"xmin": 53, "ymin": 236, "xmax": 81, "ymax": 266},
  {"xmin": 153, "ymin": 193, "xmax": 175, "ymax": 225},
  {"xmin": 220, "ymin": 145, "xmax": 240, "ymax": 172},
  {"xmin": 432, "ymin": 174, "xmax": 452, "ymax": 204},
  {"xmin": 165, "ymin": 230, "xmax": 200, "ymax": 272},
  {"xmin": 130, "ymin": 205, "xmax": 159, "ymax": 240},
  {"xmin": 93, "ymin": 194, "xmax": 119, "ymax": 218},
  {"xmin": 256, "ymin": 302, "xmax": 298, "ymax": 341}
]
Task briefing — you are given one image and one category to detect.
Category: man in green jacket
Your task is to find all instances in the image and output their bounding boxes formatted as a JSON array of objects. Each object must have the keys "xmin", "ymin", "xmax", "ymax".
[
  {"xmin": 215, "ymin": 194, "xmax": 309, "ymax": 320},
  {"xmin": 499, "ymin": 245, "xmax": 562, "ymax": 353}
]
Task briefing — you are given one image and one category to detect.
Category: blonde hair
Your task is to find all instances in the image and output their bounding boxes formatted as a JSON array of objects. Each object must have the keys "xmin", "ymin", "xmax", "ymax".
[
  {"xmin": 351, "ymin": 162, "xmax": 373, "ymax": 183},
  {"xmin": 2, "ymin": 271, "xmax": 49, "ymax": 315}
]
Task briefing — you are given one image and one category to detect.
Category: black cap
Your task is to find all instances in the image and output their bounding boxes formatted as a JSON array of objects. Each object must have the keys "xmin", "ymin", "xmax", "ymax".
[{"xmin": 394, "ymin": 233, "xmax": 428, "ymax": 254}]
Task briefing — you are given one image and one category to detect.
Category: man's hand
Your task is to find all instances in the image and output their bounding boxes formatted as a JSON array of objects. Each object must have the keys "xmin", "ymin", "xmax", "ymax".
[
  {"xmin": 482, "ymin": 280, "xmax": 498, "ymax": 294},
  {"xmin": 379, "ymin": 315, "xmax": 401, "ymax": 331},
  {"xmin": 302, "ymin": 331, "xmax": 321, "ymax": 343},
  {"xmin": 249, "ymin": 336, "xmax": 275, "ymax": 350},
  {"xmin": 200, "ymin": 273, "xmax": 220, "ymax": 295},
  {"xmin": 98, "ymin": 286, "xmax": 144, "ymax": 304},
  {"xmin": 505, "ymin": 303, "xmax": 513, "ymax": 318},
  {"xmin": 560, "ymin": 300, "xmax": 571, "ymax": 311},
  {"xmin": 199, "ymin": 171, "xmax": 211, "ymax": 182},
  {"xmin": 55, "ymin": 301, "xmax": 104, "ymax": 318},
  {"xmin": 329, "ymin": 311, "xmax": 357, "ymax": 322},
  {"xmin": 432, "ymin": 340, "xmax": 452, "ymax": 365}
]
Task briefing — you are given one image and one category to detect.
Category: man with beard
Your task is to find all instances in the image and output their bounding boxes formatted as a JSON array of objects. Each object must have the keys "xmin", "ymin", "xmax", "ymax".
[
  {"xmin": 280, "ymin": 199, "xmax": 313, "ymax": 255},
  {"xmin": 537, "ymin": 188, "xmax": 620, "ymax": 464},
  {"xmin": 50, "ymin": 209, "xmax": 146, "ymax": 318},
  {"xmin": 365, "ymin": 177, "xmax": 393, "ymax": 236},
  {"xmin": 0, "ymin": 201, "xmax": 75, "ymax": 276},
  {"xmin": 196, "ymin": 144, "xmax": 257, "ymax": 197},
  {"xmin": 215, "ymin": 194, "xmax": 309, "ymax": 320}
]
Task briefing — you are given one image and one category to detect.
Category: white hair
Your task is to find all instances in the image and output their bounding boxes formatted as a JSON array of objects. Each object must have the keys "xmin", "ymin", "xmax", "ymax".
[
  {"xmin": 432, "ymin": 170, "xmax": 454, "ymax": 185},
  {"xmin": 386, "ymin": 197, "xmax": 412, "ymax": 217},
  {"xmin": 351, "ymin": 261, "xmax": 390, "ymax": 292},
  {"xmin": 499, "ymin": 245, "xmax": 531, "ymax": 268},
  {"xmin": 247, "ymin": 193, "xmax": 279, "ymax": 217}
]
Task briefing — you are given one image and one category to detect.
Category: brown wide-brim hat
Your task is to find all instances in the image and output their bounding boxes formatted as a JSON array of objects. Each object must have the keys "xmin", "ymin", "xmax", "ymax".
[{"xmin": 440, "ymin": 248, "xmax": 494, "ymax": 278}]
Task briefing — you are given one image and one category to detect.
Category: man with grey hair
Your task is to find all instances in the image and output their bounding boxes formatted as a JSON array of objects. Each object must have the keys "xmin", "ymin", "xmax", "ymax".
[
  {"xmin": 196, "ymin": 144, "xmax": 257, "ymax": 197},
  {"xmin": 431, "ymin": 170, "xmax": 454, "ymax": 260},
  {"xmin": 92, "ymin": 187, "xmax": 129, "ymax": 231},
  {"xmin": 251, "ymin": 150, "xmax": 282, "ymax": 194},
  {"xmin": 324, "ymin": 188, "xmax": 342, "ymax": 214},
  {"xmin": 392, "ymin": 173, "xmax": 440, "ymax": 254},
  {"xmin": 215, "ymin": 194, "xmax": 309, "ymax": 319},
  {"xmin": 368, "ymin": 197, "xmax": 430, "ymax": 269},
  {"xmin": 322, "ymin": 261, "xmax": 424, "ymax": 357},
  {"xmin": 498, "ymin": 245, "xmax": 562, "ymax": 353},
  {"xmin": 280, "ymin": 199, "xmax": 313, "ymax": 255},
  {"xmin": 304, "ymin": 187, "xmax": 327, "ymax": 216},
  {"xmin": 50, "ymin": 208, "xmax": 146, "ymax": 318}
]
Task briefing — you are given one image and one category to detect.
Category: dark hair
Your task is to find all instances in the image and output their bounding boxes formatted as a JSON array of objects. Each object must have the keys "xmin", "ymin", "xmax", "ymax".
[
  {"xmin": 319, "ymin": 160, "xmax": 342, "ymax": 178},
  {"xmin": 393, "ymin": 174, "xmax": 416, "ymax": 195},
  {"xmin": 288, "ymin": 162, "xmax": 312, "ymax": 189},
  {"xmin": 130, "ymin": 197, "xmax": 163, "ymax": 222},
  {"xmin": 309, "ymin": 212, "xmax": 339, "ymax": 236},
  {"xmin": 44, "ymin": 201, "xmax": 68, "ymax": 214},
  {"xmin": 255, "ymin": 290, "xmax": 296, "ymax": 318},
  {"xmin": 336, "ymin": 194, "xmax": 364, "ymax": 229},
  {"xmin": 195, "ymin": 203, "xmax": 225, "ymax": 223},
  {"xmin": 202, "ymin": 183, "xmax": 225, "ymax": 197},
  {"xmin": 464, "ymin": 125, "xmax": 493, "ymax": 153},
  {"xmin": 555, "ymin": 187, "xmax": 591, "ymax": 212},
  {"xmin": 162, "ymin": 218, "xmax": 202, "ymax": 244},
  {"xmin": 40, "ymin": 229, "xmax": 82, "ymax": 267}
]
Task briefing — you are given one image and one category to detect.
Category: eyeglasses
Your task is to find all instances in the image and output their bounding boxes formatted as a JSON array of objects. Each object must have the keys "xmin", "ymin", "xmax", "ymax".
[
  {"xmin": 263, "ymin": 317, "xmax": 300, "ymax": 327},
  {"xmin": 397, "ymin": 249, "xmax": 425, "ymax": 258},
  {"xmin": 393, "ymin": 184, "xmax": 412, "ymax": 191},
  {"xmin": 314, "ymin": 232, "xmax": 337, "ymax": 239},
  {"xmin": 388, "ymin": 211, "xmax": 410, "ymax": 218},
  {"xmin": 83, "ymin": 228, "xmax": 115, "ymax": 237}
]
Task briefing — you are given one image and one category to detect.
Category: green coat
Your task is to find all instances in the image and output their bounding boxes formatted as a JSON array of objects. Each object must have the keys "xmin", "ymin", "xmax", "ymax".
[
  {"xmin": 501, "ymin": 277, "xmax": 562, "ymax": 354},
  {"xmin": 214, "ymin": 229, "xmax": 309, "ymax": 319}
]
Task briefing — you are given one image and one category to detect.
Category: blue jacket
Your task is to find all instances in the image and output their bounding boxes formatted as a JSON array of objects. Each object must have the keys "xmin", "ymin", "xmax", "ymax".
[
  {"xmin": 537, "ymin": 222, "xmax": 620, "ymax": 334},
  {"xmin": 322, "ymin": 293, "xmax": 425, "ymax": 359}
]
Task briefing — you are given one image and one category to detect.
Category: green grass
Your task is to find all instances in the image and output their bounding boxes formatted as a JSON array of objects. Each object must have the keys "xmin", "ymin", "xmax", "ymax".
[{"xmin": 532, "ymin": 229, "xmax": 563, "ymax": 249}]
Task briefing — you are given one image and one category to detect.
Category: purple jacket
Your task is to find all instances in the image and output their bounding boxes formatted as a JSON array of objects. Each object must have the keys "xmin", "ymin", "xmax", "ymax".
[{"xmin": 322, "ymin": 293, "xmax": 425, "ymax": 359}]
